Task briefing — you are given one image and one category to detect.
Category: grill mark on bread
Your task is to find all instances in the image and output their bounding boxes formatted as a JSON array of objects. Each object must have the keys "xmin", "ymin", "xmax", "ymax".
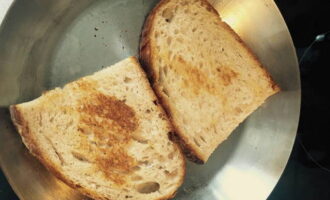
[
  {"xmin": 166, "ymin": 56, "xmax": 238, "ymax": 96},
  {"xmin": 218, "ymin": 66, "xmax": 238, "ymax": 86},
  {"xmin": 165, "ymin": 55, "xmax": 210, "ymax": 96},
  {"xmin": 82, "ymin": 94, "xmax": 137, "ymax": 131},
  {"xmin": 75, "ymin": 81, "xmax": 138, "ymax": 185}
]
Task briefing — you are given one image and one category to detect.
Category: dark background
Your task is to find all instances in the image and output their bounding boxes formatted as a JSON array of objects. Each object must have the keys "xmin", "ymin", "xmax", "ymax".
[
  {"xmin": 269, "ymin": 0, "xmax": 330, "ymax": 199},
  {"xmin": 1, "ymin": 0, "xmax": 330, "ymax": 199}
]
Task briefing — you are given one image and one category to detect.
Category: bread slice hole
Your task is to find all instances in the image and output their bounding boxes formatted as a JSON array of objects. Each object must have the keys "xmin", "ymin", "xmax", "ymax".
[
  {"xmin": 162, "ymin": 88, "xmax": 170, "ymax": 97},
  {"xmin": 142, "ymin": 155, "xmax": 150, "ymax": 160},
  {"xmin": 177, "ymin": 37, "xmax": 184, "ymax": 43},
  {"xmin": 162, "ymin": 7, "xmax": 174, "ymax": 23},
  {"xmin": 72, "ymin": 151, "xmax": 90, "ymax": 163},
  {"xmin": 163, "ymin": 65, "xmax": 168, "ymax": 76},
  {"xmin": 136, "ymin": 182, "xmax": 160, "ymax": 194},
  {"xmin": 206, "ymin": 6, "xmax": 213, "ymax": 12},
  {"xmin": 155, "ymin": 31, "xmax": 159, "ymax": 38},
  {"xmin": 235, "ymin": 107, "xmax": 243, "ymax": 114},
  {"xmin": 122, "ymin": 188, "xmax": 130, "ymax": 192},
  {"xmin": 168, "ymin": 152, "xmax": 174, "ymax": 159},
  {"xmin": 138, "ymin": 160, "xmax": 149, "ymax": 165},
  {"xmin": 193, "ymin": 138, "xmax": 201, "ymax": 147},
  {"xmin": 87, "ymin": 181, "xmax": 100, "ymax": 189},
  {"xmin": 124, "ymin": 77, "xmax": 132, "ymax": 83},
  {"xmin": 200, "ymin": 136, "xmax": 206, "ymax": 143},
  {"xmin": 132, "ymin": 134, "xmax": 148, "ymax": 144},
  {"xmin": 44, "ymin": 136, "xmax": 65, "ymax": 165},
  {"xmin": 180, "ymin": 1, "xmax": 188, "ymax": 6},
  {"xmin": 132, "ymin": 166, "xmax": 141, "ymax": 171},
  {"xmin": 164, "ymin": 169, "xmax": 178, "ymax": 177}
]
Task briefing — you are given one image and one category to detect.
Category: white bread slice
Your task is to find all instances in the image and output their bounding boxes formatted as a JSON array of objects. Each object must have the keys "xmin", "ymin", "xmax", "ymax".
[
  {"xmin": 10, "ymin": 57, "xmax": 185, "ymax": 200},
  {"xmin": 140, "ymin": 0, "xmax": 280, "ymax": 163}
]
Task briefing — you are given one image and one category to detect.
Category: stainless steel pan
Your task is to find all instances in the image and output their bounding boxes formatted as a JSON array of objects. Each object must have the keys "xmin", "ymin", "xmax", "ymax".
[{"xmin": 0, "ymin": 0, "xmax": 301, "ymax": 199}]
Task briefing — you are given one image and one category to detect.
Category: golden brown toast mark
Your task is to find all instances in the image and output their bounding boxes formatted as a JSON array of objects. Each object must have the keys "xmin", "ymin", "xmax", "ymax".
[
  {"xmin": 216, "ymin": 66, "xmax": 238, "ymax": 86},
  {"xmin": 75, "ymin": 78, "xmax": 99, "ymax": 92},
  {"xmin": 80, "ymin": 94, "xmax": 137, "ymax": 132},
  {"xmin": 167, "ymin": 55, "xmax": 210, "ymax": 96},
  {"xmin": 74, "ymin": 82, "xmax": 139, "ymax": 185},
  {"xmin": 161, "ymin": 55, "xmax": 238, "ymax": 97}
]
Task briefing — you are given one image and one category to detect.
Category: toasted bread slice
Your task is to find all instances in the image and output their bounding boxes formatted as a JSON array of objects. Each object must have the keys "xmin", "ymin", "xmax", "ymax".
[
  {"xmin": 140, "ymin": 0, "xmax": 280, "ymax": 163},
  {"xmin": 10, "ymin": 57, "xmax": 185, "ymax": 200}
]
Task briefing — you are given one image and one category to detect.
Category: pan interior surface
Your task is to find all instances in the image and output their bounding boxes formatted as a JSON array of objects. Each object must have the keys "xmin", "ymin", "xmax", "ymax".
[{"xmin": 0, "ymin": 0, "xmax": 300, "ymax": 200}]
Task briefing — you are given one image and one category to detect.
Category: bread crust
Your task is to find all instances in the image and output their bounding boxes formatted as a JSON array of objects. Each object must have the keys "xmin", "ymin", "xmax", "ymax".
[
  {"xmin": 139, "ymin": 0, "xmax": 280, "ymax": 163},
  {"xmin": 139, "ymin": 0, "xmax": 205, "ymax": 164},
  {"xmin": 139, "ymin": 0, "xmax": 211, "ymax": 163}
]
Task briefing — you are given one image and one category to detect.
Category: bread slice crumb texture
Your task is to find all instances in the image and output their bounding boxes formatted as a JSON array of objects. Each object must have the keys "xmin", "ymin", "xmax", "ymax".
[
  {"xmin": 10, "ymin": 57, "xmax": 185, "ymax": 200},
  {"xmin": 140, "ymin": 0, "xmax": 280, "ymax": 163}
]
